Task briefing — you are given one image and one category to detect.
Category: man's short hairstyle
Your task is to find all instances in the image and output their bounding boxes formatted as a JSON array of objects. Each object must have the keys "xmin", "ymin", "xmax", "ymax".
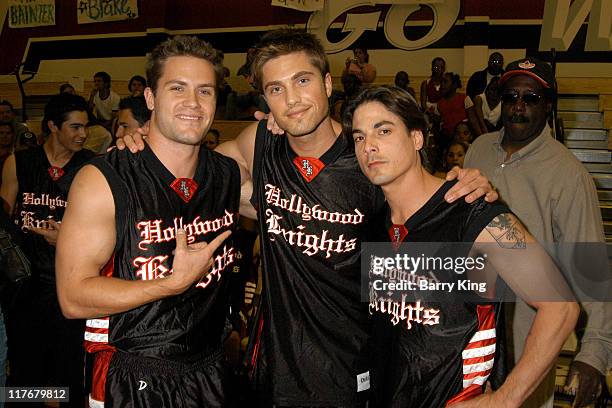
[
  {"xmin": 42, "ymin": 93, "xmax": 89, "ymax": 134},
  {"xmin": 432, "ymin": 57, "xmax": 446, "ymax": 67},
  {"xmin": 354, "ymin": 47, "xmax": 369, "ymax": 63},
  {"xmin": 59, "ymin": 83, "xmax": 75, "ymax": 93},
  {"xmin": 395, "ymin": 71, "xmax": 409, "ymax": 85},
  {"xmin": 251, "ymin": 29, "xmax": 330, "ymax": 92},
  {"xmin": 342, "ymin": 86, "xmax": 427, "ymax": 140},
  {"xmin": 94, "ymin": 71, "xmax": 111, "ymax": 85},
  {"xmin": 128, "ymin": 75, "xmax": 147, "ymax": 92},
  {"xmin": 489, "ymin": 52, "xmax": 503, "ymax": 63},
  {"xmin": 146, "ymin": 35, "xmax": 224, "ymax": 93},
  {"xmin": 0, "ymin": 100, "xmax": 14, "ymax": 111},
  {"xmin": 119, "ymin": 96, "xmax": 151, "ymax": 126}
]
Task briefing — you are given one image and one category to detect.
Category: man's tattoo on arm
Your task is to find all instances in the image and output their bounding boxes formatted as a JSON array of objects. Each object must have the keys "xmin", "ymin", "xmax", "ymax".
[{"xmin": 485, "ymin": 213, "xmax": 526, "ymax": 249}]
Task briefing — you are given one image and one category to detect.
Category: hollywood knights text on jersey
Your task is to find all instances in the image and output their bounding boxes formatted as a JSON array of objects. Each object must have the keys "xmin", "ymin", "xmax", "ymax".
[
  {"xmin": 132, "ymin": 211, "xmax": 236, "ymax": 289},
  {"xmin": 264, "ymin": 183, "xmax": 363, "ymax": 258}
]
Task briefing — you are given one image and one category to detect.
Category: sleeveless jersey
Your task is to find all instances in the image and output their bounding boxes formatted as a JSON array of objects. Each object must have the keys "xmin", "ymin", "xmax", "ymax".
[
  {"xmin": 84, "ymin": 144, "xmax": 240, "ymax": 362},
  {"xmin": 370, "ymin": 180, "xmax": 509, "ymax": 408},
  {"xmin": 13, "ymin": 145, "xmax": 94, "ymax": 282},
  {"xmin": 251, "ymin": 121, "xmax": 384, "ymax": 406}
]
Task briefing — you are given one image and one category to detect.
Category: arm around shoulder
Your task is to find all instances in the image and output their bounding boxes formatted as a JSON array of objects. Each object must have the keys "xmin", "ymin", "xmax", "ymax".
[{"xmin": 215, "ymin": 121, "xmax": 258, "ymax": 177}]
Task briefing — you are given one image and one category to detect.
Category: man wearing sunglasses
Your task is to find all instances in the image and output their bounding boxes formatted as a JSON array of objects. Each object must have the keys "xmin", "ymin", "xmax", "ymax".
[{"xmin": 465, "ymin": 58, "xmax": 611, "ymax": 408}]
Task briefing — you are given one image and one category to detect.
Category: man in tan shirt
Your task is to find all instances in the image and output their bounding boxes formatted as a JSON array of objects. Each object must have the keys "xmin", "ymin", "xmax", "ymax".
[{"xmin": 465, "ymin": 57, "xmax": 611, "ymax": 408}]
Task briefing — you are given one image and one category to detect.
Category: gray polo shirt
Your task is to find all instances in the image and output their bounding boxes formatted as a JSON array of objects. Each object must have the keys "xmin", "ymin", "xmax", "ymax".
[{"xmin": 465, "ymin": 124, "xmax": 611, "ymax": 374}]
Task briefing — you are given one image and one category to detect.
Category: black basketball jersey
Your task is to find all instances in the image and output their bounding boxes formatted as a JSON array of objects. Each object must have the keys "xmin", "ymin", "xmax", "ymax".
[
  {"xmin": 84, "ymin": 144, "xmax": 240, "ymax": 362},
  {"xmin": 13, "ymin": 145, "xmax": 94, "ymax": 282},
  {"xmin": 370, "ymin": 180, "xmax": 509, "ymax": 408},
  {"xmin": 251, "ymin": 121, "xmax": 384, "ymax": 406}
]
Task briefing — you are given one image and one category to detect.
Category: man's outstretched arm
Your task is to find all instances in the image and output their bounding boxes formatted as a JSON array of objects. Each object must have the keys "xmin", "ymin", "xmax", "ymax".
[
  {"xmin": 56, "ymin": 165, "xmax": 230, "ymax": 319},
  {"xmin": 450, "ymin": 213, "xmax": 579, "ymax": 407}
]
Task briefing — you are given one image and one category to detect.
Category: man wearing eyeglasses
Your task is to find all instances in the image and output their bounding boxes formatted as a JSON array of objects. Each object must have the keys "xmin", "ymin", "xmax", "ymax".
[{"xmin": 465, "ymin": 57, "xmax": 611, "ymax": 408}]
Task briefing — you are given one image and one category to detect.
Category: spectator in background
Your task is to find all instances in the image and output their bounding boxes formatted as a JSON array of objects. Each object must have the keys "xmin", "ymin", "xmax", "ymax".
[
  {"xmin": 88, "ymin": 71, "xmax": 120, "ymax": 132},
  {"xmin": 203, "ymin": 128, "xmax": 220, "ymax": 150},
  {"xmin": 227, "ymin": 47, "xmax": 269, "ymax": 120},
  {"xmin": 59, "ymin": 83, "xmax": 76, "ymax": 95},
  {"xmin": 434, "ymin": 140, "xmax": 469, "ymax": 178},
  {"xmin": 472, "ymin": 76, "xmax": 502, "ymax": 136},
  {"xmin": 344, "ymin": 47, "xmax": 376, "ymax": 84},
  {"xmin": 219, "ymin": 67, "xmax": 233, "ymax": 100},
  {"xmin": 466, "ymin": 52, "xmax": 504, "ymax": 100},
  {"xmin": 446, "ymin": 140, "xmax": 468, "ymax": 169},
  {"xmin": 0, "ymin": 100, "xmax": 29, "ymax": 149},
  {"xmin": 394, "ymin": 70, "xmax": 416, "ymax": 99},
  {"xmin": 216, "ymin": 67, "xmax": 233, "ymax": 119},
  {"xmin": 331, "ymin": 73, "xmax": 362, "ymax": 122},
  {"xmin": 84, "ymin": 114, "xmax": 112, "ymax": 155},
  {"xmin": 127, "ymin": 75, "xmax": 147, "ymax": 97},
  {"xmin": 420, "ymin": 57, "xmax": 446, "ymax": 112},
  {"xmin": 0, "ymin": 93, "xmax": 94, "ymax": 408},
  {"xmin": 236, "ymin": 47, "xmax": 257, "ymax": 112},
  {"xmin": 453, "ymin": 121, "xmax": 473, "ymax": 144},
  {"xmin": 115, "ymin": 95, "xmax": 150, "ymax": 140},
  {"xmin": 437, "ymin": 72, "xmax": 476, "ymax": 149},
  {"xmin": 237, "ymin": 47, "xmax": 257, "ymax": 82}
]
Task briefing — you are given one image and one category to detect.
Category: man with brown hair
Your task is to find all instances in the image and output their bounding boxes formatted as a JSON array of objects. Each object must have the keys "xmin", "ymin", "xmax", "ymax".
[
  {"xmin": 56, "ymin": 36, "xmax": 238, "ymax": 407},
  {"xmin": 344, "ymin": 85, "xmax": 578, "ymax": 408},
  {"xmin": 120, "ymin": 29, "xmax": 496, "ymax": 407},
  {"xmin": 218, "ymin": 29, "xmax": 496, "ymax": 407}
]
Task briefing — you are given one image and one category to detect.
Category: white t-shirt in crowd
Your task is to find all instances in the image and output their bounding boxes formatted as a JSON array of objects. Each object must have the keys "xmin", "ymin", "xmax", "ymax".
[{"xmin": 93, "ymin": 90, "xmax": 120, "ymax": 121}]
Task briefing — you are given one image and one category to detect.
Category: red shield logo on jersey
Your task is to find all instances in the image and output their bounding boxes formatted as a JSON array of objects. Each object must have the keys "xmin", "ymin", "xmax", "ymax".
[
  {"xmin": 389, "ymin": 224, "xmax": 408, "ymax": 251},
  {"xmin": 170, "ymin": 178, "xmax": 198, "ymax": 203},
  {"xmin": 48, "ymin": 166, "xmax": 65, "ymax": 181},
  {"xmin": 293, "ymin": 156, "xmax": 325, "ymax": 183}
]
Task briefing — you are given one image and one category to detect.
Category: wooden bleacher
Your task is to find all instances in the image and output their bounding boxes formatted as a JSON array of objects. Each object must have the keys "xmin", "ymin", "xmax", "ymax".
[{"xmin": 2, "ymin": 75, "xmax": 612, "ymax": 144}]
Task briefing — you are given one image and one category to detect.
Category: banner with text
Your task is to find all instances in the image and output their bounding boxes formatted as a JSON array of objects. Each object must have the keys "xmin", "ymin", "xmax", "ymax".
[
  {"xmin": 8, "ymin": 0, "xmax": 55, "ymax": 28},
  {"xmin": 77, "ymin": 0, "xmax": 138, "ymax": 24}
]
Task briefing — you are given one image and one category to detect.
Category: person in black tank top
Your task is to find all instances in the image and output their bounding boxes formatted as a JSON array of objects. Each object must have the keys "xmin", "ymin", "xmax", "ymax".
[
  {"xmin": 0, "ymin": 93, "xmax": 95, "ymax": 407},
  {"xmin": 116, "ymin": 30, "xmax": 499, "ymax": 407},
  {"xmin": 55, "ymin": 37, "xmax": 239, "ymax": 407},
  {"xmin": 343, "ymin": 86, "xmax": 579, "ymax": 408},
  {"xmin": 215, "ymin": 30, "xmax": 497, "ymax": 407}
]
